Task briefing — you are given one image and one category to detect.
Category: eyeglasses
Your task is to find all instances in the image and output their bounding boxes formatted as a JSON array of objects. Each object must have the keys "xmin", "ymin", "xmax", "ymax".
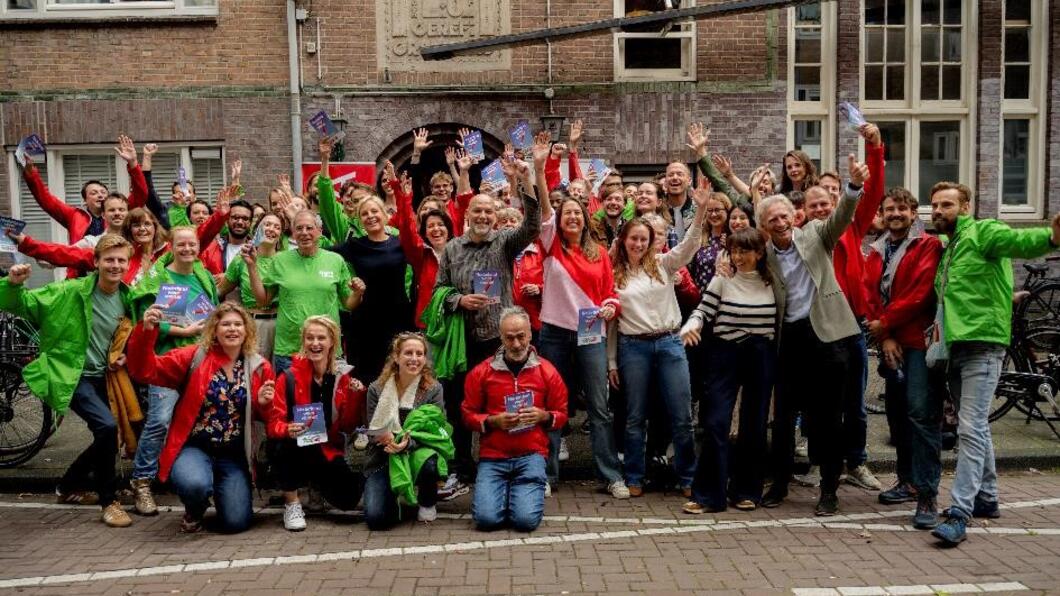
[{"xmin": 705, "ymin": 208, "xmax": 727, "ymax": 215}]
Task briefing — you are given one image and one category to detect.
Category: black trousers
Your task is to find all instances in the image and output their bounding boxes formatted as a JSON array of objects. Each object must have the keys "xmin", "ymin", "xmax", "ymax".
[
  {"xmin": 443, "ymin": 336, "xmax": 501, "ymax": 482},
  {"xmin": 272, "ymin": 440, "xmax": 364, "ymax": 511},
  {"xmin": 60, "ymin": 375, "xmax": 118, "ymax": 508}
]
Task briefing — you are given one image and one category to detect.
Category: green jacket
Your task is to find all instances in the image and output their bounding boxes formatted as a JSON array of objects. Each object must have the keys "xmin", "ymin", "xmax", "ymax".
[
  {"xmin": 696, "ymin": 155, "xmax": 752, "ymax": 211},
  {"xmin": 316, "ymin": 175, "xmax": 399, "ymax": 243},
  {"xmin": 129, "ymin": 253, "xmax": 219, "ymax": 353},
  {"xmin": 0, "ymin": 273, "xmax": 132, "ymax": 413},
  {"xmin": 168, "ymin": 204, "xmax": 192, "ymax": 228},
  {"xmin": 423, "ymin": 286, "xmax": 466, "ymax": 380},
  {"xmin": 935, "ymin": 215, "xmax": 1056, "ymax": 347},
  {"xmin": 388, "ymin": 404, "xmax": 454, "ymax": 506}
]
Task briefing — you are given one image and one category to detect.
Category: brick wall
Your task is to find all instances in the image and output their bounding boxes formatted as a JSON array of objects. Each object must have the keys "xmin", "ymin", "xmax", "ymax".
[
  {"xmin": 1048, "ymin": 0, "xmax": 1060, "ymax": 219},
  {"xmin": 976, "ymin": 0, "xmax": 1003, "ymax": 219}
]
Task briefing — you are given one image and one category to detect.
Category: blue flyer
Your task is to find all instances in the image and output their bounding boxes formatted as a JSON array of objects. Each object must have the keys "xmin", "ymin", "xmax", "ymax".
[
  {"xmin": 577, "ymin": 308, "xmax": 604, "ymax": 346},
  {"xmin": 177, "ymin": 166, "xmax": 189, "ymax": 194},
  {"xmin": 185, "ymin": 293, "xmax": 215, "ymax": 324},
  {"xmin": 464, "ymin": 130, "xmax": 485, "ymax": 161},
  {"xmin": 481, "ymin": 159, "xmax": 509, "ymax": 191},
  {"xmin": 473, "ymin": 270, "xmax": 502, "ymax": 304},
  {"xmin": 309, "ymin": 110, "xmax": 345, "ymax": 140},
  {"xmin": 504, "ymin": 390, "xmax": 535, "ymax": 434},
  {"xmin": 294, "ymin": 402, "xmax": 328, "ymax": 447},
  {"xmin": 153, "ymin": 284, "xmax": 191, "ymax": 326},
  {"xmin": 0, "ymin": 216, "xmax": 26, "ymax": 253},
  {"xmin": 838, "ymin": 102, "xmax": 867, "ymax": 132},
  {"xmin": 589, "ymin": 159, "xmax": 611, "ymax": 195},
  {"xmin": 507, "ymin": 120, "xmax": 532, "ymax": 151},
  {"xmin": 15, "ymin": 134, "xmax": 45, "ymax": 168}
]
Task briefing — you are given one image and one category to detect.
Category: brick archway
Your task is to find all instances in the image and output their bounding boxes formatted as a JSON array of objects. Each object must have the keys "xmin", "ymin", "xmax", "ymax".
[{"xmin": 375, "ymin": 122, "xmax": 506, "ymax": 200}]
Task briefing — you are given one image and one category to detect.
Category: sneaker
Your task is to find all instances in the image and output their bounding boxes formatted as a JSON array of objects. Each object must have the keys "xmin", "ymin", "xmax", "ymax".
[
  {"xmin": 878, "ymin": 482, "xmax": 917, "ymax": 505},
  {"xmin": 101, "ymin": 502, "xmax": 132, "ymax": 528},
  {"xmin": 437, "ymin": 474, "xmax": 470, "ymax": 501},
  {"xmin": 845, "ymin": 464, "xmax": 882, "ymax": 490},
  {"xmin": 180, "ymin": 512, "xmax": 203, "ymax": 534},
  {"xmin": 793, "ymin": 466, "xmax": 821, "ymax": 488},
  {"xmin": 733, "ymin": 499, "xmax": 757, "ymax": 511},
  {"xmin": 972, "ymin": 499, "xmax": 1001, "ymax": 519},
  {"xmin": 352, "ymin": 432, "xmax": 369, "ymax": 450},
  {"xmin": 544, "ymin": 483, "xmax": 552, "ymax": 498},
  {"xmin": 628, "ymin": 485, "xmax": 643, "ymax": 498},
  {"xmin": 761, "ymin": 488, "xmax": 787, "ymax": 508},
  {"xmin": 913, "ymin": 494, "xmax": 939, "ymax": 530},
  {"xmin": 284, "ymin": 502, "xmax": 307, "ymax": 532},
  {"xmin": 682, "ymin": 501, "xmax": 705, "ymax": 515},
  {"xmin": 814, "ymin": 492, "xmax": 839, "ymax": 517},
  {"xmin": 931, "ymin": 514, "xmax": 967, "ymax": 546},
  {"xmin": 130, "ymin": 478, "xmax": 159, "ymax": 516},
  {"xmin": 794, "ymin": 437, "xmax": 809, "ymax": 458},
  {"xmin": 558, "ymin": 438, "xmax": 570, "ymax": 462},
  {"xmin": 56, "ymin": 487, "xmax": 99, "ymax": 506},
  {"xmin": 417, "ymin": 505, "xmax": 438, "ymax": 522},
  {"xmin": 608, "ymin": 480, "xmax": 631, "ymax": 500}
]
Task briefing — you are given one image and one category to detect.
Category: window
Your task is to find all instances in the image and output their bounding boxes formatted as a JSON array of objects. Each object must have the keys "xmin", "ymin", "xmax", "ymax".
[
  {"xmin": 5, "ymin": 143, "xmax": 224, "ymax": 285},
  {"xmin": 1, "ymin": 0, "xmax": 216, "ymax": 20},
  {"xmin": 613, "ymin": 0, "xmax": 696, "ymax": 82},
  {"xmin": 999, "ymin": 0, "xmax": 1047, "ymax": 218},
  {"xmin": 787, "ymin": 2, "xmax": 836, "ymax": 172},
  {"xmin": 860, "ymin": 1, "xmax": 976, "ymax": 211}
]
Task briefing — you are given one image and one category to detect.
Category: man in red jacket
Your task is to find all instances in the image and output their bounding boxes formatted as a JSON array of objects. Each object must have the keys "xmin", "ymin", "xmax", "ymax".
[
  {"xmin": 864, "ymin": 187, "xmax": 944, "ymax": 528},
  {"xmin": 803, "ymin": 122, "xmax": 886, "ymax": 492},
  {"xmin": 462, "ymin": 307, "xmax": 568, "ymax": 532}
]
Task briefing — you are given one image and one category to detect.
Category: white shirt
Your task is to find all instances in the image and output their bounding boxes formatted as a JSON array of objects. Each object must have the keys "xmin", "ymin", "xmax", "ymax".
[{"xmin": 774, "ymin": 243, "xmax": 815, "ymax": 322}]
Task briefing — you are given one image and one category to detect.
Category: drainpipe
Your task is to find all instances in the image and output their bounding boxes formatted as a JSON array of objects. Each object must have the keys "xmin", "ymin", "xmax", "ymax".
[{"xmin": 287, "ymin": 0, "xmax": 303, "ymax": 192}]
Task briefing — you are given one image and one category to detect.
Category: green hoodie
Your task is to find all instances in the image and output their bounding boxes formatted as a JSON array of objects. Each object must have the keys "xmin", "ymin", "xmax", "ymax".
[
  {"xmin": 935, "ymin": 214, "xmax": 1056, "ymax": 347},
  {"xmin": 0, "ymin": 273, "xmax": 132, "ymax": 413},
  {"xmin": 129, "ymin": 252, "xmax": 219, "ymax": 354},
  {"xmin": 388, "ymin": 404, "xmax": 454, "ymax": 506},
  {"xmin": 422, "ymin": 286, "xmax": 466, "ymax": 380}
]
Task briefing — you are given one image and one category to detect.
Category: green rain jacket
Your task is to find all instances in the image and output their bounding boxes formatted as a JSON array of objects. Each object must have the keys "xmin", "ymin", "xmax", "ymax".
[
  {"xmin": 935, "ymin": 214, "xmax": 1056, "ymax": 347},
  {"xmin": 422, "ymin": 286, "xmax": 466, "ymax": 380},
  {"xmin": 388, "ymin": 404, "xmax": 454, "ymax": 506},
  {"xmin": 0, "ymin": 273, "xmax": 132, "ymax": 414}
]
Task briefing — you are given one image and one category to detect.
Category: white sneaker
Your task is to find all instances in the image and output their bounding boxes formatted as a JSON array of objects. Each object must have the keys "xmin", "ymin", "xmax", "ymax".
[
  {"xmin": 417, "ymin": 505, "xmax": 438, "ymax": 522},
  {"xmin": 793, "ymin": 466, "xmax": 821, "ymax": 488},
  {"xmin": 558, "ymin": 438, "xmax": 570, "ymax": 462},
  {"xmin": 437, "ymin": 474, "xmax": 470, "ymax": 501},
  {"xmin": 608, "ymin": 480, "xmax": 631, "ymax": 500},
  {"xmin": 544, "ymin": 482, "xmax": 552, "ymax": 498},
  {"xmin": 845, "ymin": 464, "xmax": 883, "ymax": 490},
  {"xmin": 284, "ymin": 502, "xmax": 307, "ymax": 531},
  {"xmin": 795, "ymin": 437, "xmax": 809, "ymax": 458}
]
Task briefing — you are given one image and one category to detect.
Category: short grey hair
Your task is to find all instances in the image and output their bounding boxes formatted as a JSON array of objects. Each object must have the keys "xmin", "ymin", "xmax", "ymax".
[
  {"xmin": 292, "ymin": 209, "xmax": 322, "ymax": 229},
  {"xmin": 756, "ymin": 194, "xmax": 794, "ymax": 225},
  {"xmin": 499, "ymin": 306, "xmax": 531, "ymax": 327}
]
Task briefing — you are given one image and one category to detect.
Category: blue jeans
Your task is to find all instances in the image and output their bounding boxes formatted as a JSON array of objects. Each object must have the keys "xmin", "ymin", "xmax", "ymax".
[
  {"xmin": 131, "ymin": 385, "xmax": 180, "ymax": 480},
  {"xmin": 362, "ymin": 456, "xmax": 440, "ymax": 530},
  {"xmin": 169, "ymin": 444, "xmax": 253, "ymax": 533},
  {"xmin": 539, "ymin": 323, "xmax": 622, "ymax": 485},
  {"xmin": 617, "ymin": 333, "xmax": 696, "ymax": 489},
  {"xmin": 947, "ymin": 342, "xmax": 1004, "ymax": 519},
  {"xmin": 272, "ymin": 355, "xmax": 293, "ymax": 377},
  {"xmin": 843, "ymin": 332, "xmax": 869, "ymax": 468},
  {"xmin": 883, "ymin": 348, "xmax": 945, "ymax": 496},
  {"xmin": 472, "ymin": 454, "xmax": 547, "ymax": 532},
  {"xmin": 60, "ymin": 375, "xmax": 118, "ymax": 507}
]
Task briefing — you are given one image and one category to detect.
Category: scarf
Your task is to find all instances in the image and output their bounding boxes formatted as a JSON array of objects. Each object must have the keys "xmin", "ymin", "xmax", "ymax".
[{"xmin": 368, "ymin": 374, "xmax": 421, "ymax": 435}]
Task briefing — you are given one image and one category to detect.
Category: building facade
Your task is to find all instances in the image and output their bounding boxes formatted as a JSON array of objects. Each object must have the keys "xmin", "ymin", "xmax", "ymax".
[{"xmin": 2, "ymin": 0, "xmax": 1057, "ymax": 279}]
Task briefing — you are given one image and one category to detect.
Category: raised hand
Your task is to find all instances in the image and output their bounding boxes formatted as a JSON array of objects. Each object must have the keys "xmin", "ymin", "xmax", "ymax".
[
  {"xmin": 412, "ymin": 128, "xmax": 432, "ymax": 157},
  {"xmin": 455, "ymin": 149, "xmax": 473, "ymax": 172},
  {"xmin": 400, "ymin": 172, "xmax": 413, "ymax": 197},
  {"xmin": 859, "ymin": 122, "xmax": 882, "ymax": 147},
  {"xmin": 531, "ymin": 131, "xmax": 552, "ymax": 166},
  {"xmin": 230, "ymin": 159, "xmax": 243, "ymax": 186},
  {"xmin": 457, "ymin": 127, "xmax": 471, "ymax": 147},
  {"xmin": 5, "ymin": 263, "xmax": 30, "ymax": 285},
  {"xmin": 711, "ymin": 153, "xmax": 734, "ymax": 178},
  {"xmin": 569, "ymin": 118, "xmax": 584, "ymax": 150},
  {"xmin": 445, "ymin": 146, "xmax": 457, "ymax": 166},
  {"xmin": 240, "ymin": 243, "xmax": 257, "ymax": 266},
  {"xmin": 382, "ymin": 160, "xmax": 397, "ymax": 183},
  {"xmin": 143, "ymin": 143, "xmax": 158, "ymax": 157},
  {"xmin": 550, "ymin": 142, "xmax": 567, "ymax": 160},
  {"xmin": 114, "ymin": 134, "xmax": 138, "ymax": 164},
  {"xmin": 685, "ymin": 122, "xmax": 709, "ymax": 159},
  {"xmin": 215, "ymin": 186, "xmax": 232, "ymax": 214},
  {"xmin": 691, "ymin": 176, "xmax": 713, "ymax": 209},
  {"xmin": 278, "ymin": 173, "xmax": 293, "ymax": 198},
  {"xmin": 847, "ymin": 154, "xmax": 870, "ymax": 187}
]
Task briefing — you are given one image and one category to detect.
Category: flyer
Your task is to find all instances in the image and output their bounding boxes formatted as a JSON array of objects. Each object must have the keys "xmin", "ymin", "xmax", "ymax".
[
  {"xmin": 294, "ymin": 403, "xmax": 328, "ymax": 447},
  {"xmin": 185, "ymin": 293, "xmax": 215, "ymax": 324},
  {"xmin": 838, "ymin": 102, "xmax": 867, "ymax": 132},
  {"xmin": 177, "ymin": 166, "xmax": 189, "ymax": 194},
  {"xmin": 473, "ymin": 270, "xmax": 502, "ymax": 305},
  {"xmin": 504, "ymin": 390, "xmax": 535, "ymax": 434},
  {"xmin": 589, "ymin": 158, "xmax": 612, "ymax": 195},
  {"xmin": 577, "ymin": 307, "xmax": 604, "ymax": 346},
  {"xmin": 463, "ymin": 130, "xmax": 485, "ymax": 161},
  {"xmin": 309, "ymin": 110, "xmax": 345, "ymax": 140},
  {"xmin": 507, "ymin": 120, "xmax": 532, "ymax": 151},
  {"xmin": 153, "ymin": 284, "xmax": 191, "ymax": 326},
  {"xmin": 14, "ymin": 134, "xmax": 45, "ymax": 168},
  {"xmin": 0, "ymin": 217, "xmax": 27, "ymax": 253},
  {"xmin": 481, "ymin": 159, "xmax": 510, "ymax": 191}
]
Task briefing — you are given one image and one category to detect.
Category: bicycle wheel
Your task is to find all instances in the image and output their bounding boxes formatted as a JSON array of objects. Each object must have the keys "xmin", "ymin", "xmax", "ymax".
[
  {"xmin": 1008, "ymin": 325, "xmax": 1060, "ymax": 421},
  {"xmin": 1018, "ymin": 281, "xmax": 1060, "ymax": 331},
  {"xmin": 0, "ymin": 361, "xmax": 52, "ymax": 467},
  {"xmin": 989, "ymin": 344, "xmax": 1024, "ymax": 422}
]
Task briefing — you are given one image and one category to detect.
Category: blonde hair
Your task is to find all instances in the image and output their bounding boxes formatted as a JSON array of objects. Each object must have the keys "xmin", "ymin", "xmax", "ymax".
[
  {"xmin": 373, "ymin": 332, "xmax": 438, "ymax": 394},
  {"xmin": 357, "ymin": 195, "xmax": 389, "ymax": 221},
  {"xmin": 297, "ymin": 316, "xmax": 341, "ymax": 375},
  {"xmin": 169, "ymin": 225, "xmax": 199, "ymax": 244},
  {"xmin": 93, "ymin": 233, "xmax": 132, "ymax": 259},
  {"xmin": 199, "ymin": 303, "xmax": 258, "ymax": 357}
]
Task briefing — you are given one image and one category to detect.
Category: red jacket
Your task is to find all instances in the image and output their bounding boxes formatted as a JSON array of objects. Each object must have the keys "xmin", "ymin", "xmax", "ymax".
[
  {"xmin": 545, "ymin": 150, "xmax": 600, "ymax": 212},
  {"xmin": 267, "ymin": 356, "xmax": 366, "ymax": 462},
  {"xmin": 512, "ymin": 242, "xmax": 544, "ymax": 331},
  {"xmin": 462, "ymin": 348, "xmax": 568, "ymax": 460},
  {"xmin": 127, "ymin": 324, "xmax": 275, "ymax": 482},
  {"xmin": 23, "ymin": 162, "xmax": 148, "ymax": 246},
  {"xmin": 833, "ymin": 142, "xmax": 886, "ymax": 320},
  {"xmin": 864, "ymin": 229, "xmax": 943, "ymax": 350},
  {"xmin": 197, "ymin": 204, "xmax": 247, "ymax": 275}
]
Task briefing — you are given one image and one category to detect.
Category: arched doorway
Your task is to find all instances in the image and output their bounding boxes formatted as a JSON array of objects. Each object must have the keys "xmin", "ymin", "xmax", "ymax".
[{"xmin": 375, "ymin": 123, "xmax": 506, "ymax": 203}]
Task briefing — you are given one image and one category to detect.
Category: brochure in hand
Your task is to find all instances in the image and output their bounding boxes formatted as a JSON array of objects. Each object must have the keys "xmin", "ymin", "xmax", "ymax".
[
  {"xmin": 154, "ymin": 284, "xmax": 192, "ymax": 326},
  {"xmin": 508, "ymin": 120, "xmax": 533, "ymax": 151},
  {"xmin": 185, "ymin": 293, "xmax": 215, "ymax": 324},
  {"xmin": 294, "ymin": 402, "xmax": 328, "ymax": 447},
  {"xmin": 177, "ymin": 166, "xmax": 189, "ymax": 194},
  {"xmin": 473, "ymin": 270, "xmax": 502, "ymax": 305},
  {"xmin": 464, "ymin": 130, "xmax": 485, "ymax": 161},
  {"xmin": 14, "ymin": 134, "xmax": 45, "ymax": 168},
  {"xmin": 504, "ymin": 390, "xmax": 535, "ymax": 434},
  {"xmin": 838, "ymin": 102, "xmax": 867, "ymax": 132},
  {"xmin": 0, "ymin": 217, "xmax": 27, "ymax": 253},
  {"xmin": 481, "ymin": 159, "xmax": 510, "ymax": 191},
  {"xmin": 309, "ymin": 110, "xmax": 345, "ymax": 141},
  {"xmin": 577, "ymin": 307, "xmax": 605, "ymax": 346},
  {"xmin": 589, "ymin": 158, "xmax": 612, "ymax": 195}
]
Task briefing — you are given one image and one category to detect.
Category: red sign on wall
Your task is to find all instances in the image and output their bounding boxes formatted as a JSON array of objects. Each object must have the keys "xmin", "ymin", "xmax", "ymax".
[{"xmin": 301, "ymin": 162, "xmax": 377, "ymax": 194}]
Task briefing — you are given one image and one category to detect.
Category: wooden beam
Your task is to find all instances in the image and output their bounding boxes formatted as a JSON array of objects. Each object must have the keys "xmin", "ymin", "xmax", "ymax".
[{"xmin": 421, "ymin": 0, "xmax": 825, "ymax": 60}]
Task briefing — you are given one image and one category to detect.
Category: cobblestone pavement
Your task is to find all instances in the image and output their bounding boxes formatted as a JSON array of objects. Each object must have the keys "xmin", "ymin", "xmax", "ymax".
[{"xmin": 0, "ymin": 471, "xmax": 1058, "ymax": 595}]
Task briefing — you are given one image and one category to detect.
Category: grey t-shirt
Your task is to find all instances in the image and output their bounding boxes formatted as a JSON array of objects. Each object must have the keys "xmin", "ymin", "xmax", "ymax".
[{"xmin": 83, "ymin": 286, "xmax": 123, "ymax": 377}]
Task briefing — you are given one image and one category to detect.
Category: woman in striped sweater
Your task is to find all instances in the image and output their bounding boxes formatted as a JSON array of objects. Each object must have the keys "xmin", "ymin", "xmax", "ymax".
[{"xmin": 680, "ymin": 227, "xmax": 778, "ymax": 513}]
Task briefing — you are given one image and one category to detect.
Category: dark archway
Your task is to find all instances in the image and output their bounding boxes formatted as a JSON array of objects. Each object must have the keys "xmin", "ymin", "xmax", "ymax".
[{"xmin": 375, "ymin": 123, "xmax": 506, "ymax": 204}]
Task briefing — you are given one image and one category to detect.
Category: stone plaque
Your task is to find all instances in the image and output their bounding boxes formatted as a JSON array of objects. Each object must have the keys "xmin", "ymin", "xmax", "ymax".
[{"xmin": 377, "ymin": 0, "xmax": 511, "ymax": 72}]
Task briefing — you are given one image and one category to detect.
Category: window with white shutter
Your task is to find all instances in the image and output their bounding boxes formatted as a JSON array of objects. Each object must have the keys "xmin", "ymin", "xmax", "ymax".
[
  {"xmin": 62, "ymin": 154, "xmax": 118, "ymax": 203},
  {"xmin": 15, "ymin": 162, "xmax": 59, "ymax": 289}
]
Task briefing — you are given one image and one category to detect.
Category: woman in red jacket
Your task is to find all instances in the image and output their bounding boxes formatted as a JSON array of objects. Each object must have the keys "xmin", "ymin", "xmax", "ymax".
[
  {"xmin": 127, "ymin": 303, "xmax": 275, "ymax": 534},
  {"xmin": 267, "ymin": 316, "xmax": 367, "ymax": 532}
]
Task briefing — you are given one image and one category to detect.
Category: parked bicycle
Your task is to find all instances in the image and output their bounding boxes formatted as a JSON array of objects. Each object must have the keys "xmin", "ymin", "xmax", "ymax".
[{"xmin": 0, "ymin": 311, "xmax": 55, "ymax": 467}]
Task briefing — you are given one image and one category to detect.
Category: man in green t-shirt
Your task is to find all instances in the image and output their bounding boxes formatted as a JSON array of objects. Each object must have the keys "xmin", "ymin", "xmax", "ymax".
[{"xmin": 259, "ymin": 210, "xmax": 365, "ymax": 375}]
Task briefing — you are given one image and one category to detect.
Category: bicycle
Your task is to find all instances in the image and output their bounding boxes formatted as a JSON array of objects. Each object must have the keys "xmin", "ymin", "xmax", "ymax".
[{"xmin": 0, "ymin": 311, "xmax": 56, "ymax": 467}]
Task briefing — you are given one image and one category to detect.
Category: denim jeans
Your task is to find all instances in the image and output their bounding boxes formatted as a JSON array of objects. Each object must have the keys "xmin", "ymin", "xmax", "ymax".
[
  {"xmin": 947, "ymin": 341, "xmax": 1005, "ymax": 518},
  {"xmin": 362, "ymin": 456, "xmax": 440, "ymax": 530},
  {"xmin": 692, "ymin": 335, "xmax": 775, "ymax": 509},
  {"xmin": 843, "ymin": 332, "xmax": 869, "ymax": 468},
  {"xmin": 539, "ymin": 323, "xmax": 622, "ymax": 485},
  {"xmin": 272, "ymin": 354, "xmax": 293, "ymax": 378},
  {"xmin": 60, "ymin": 375, "xmax": 118, "ymax": 507},
  {"xmin": 131, "ymin": 385, "xmax": 180, "ymax": 481},
  {"xmin": 472, "ymin": 454, "xmax": 547, "ymax": 532},
  {"xmin": 883, "ymin": 348, "xmax": 945, "ymax": 496},
  {"xmin": 169, "ymin": 444, "xmax": 253, "ymax": 533},
  {"xmin": 617, "ymin": 332, "xmax": 696, "ymax": 489},
  {"xmin": 272, "ymin": 440, "xmax": 365, "ymax": 511}
]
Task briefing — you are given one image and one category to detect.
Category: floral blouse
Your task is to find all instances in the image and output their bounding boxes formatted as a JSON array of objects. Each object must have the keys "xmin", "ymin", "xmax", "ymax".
[
  {"xmin": 688, "ymin": 233, "xmax": 726, "ymax": 293},
  {"xmin": 191, "ymin": 358, "xmax": 247, "ymax": 446}
]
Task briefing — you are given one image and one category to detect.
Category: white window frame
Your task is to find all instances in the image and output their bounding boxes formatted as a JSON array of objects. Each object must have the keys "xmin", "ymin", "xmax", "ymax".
[
  {"xmin": 858, "ymin": 0, "xmax": 978, "ymax": 214},
  {"xmin": 613, "ymin": 0, "xmax": 697, "ymax": 83},
  {"xmin": 0, "ymin": 0, "xmax": 216, "ymax": 21},
  {"xmin": 5, "ymin": 142, "xmax": 224, "ymax": 282},
  {"xmin": 998, "ymin": 0, "xmax": 1048, "ymax": 220},
  {"xmin": 786, "ymin": 2, "xmax": 838, "ymax": 173}
]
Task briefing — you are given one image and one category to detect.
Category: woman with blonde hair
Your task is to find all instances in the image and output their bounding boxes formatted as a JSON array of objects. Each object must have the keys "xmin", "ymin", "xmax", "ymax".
[
  {"xmin": 266, "ymin": 316, "xmax": 368, "ymax": 531},
  {"xmin": 127, "ymin": 302, "xmax": 275, "ymax": 534},
  {"xmin": 363, "ymin": 332, "xmax": 445, "ymax": 528}
]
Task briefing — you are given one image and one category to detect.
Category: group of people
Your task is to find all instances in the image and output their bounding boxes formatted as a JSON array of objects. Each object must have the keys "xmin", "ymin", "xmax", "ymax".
[{"xmin": 5, "ymin": 114, "xmax": 1059, "ymax": 547}]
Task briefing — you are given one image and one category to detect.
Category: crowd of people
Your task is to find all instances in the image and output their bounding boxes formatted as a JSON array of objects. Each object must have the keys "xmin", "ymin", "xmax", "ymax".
[{"xmin": 4, "ymin": 115, "xmax": 1059, "ymax": 548}]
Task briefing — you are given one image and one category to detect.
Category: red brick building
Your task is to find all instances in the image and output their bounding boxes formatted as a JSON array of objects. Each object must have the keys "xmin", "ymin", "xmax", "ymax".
[{"xmin": 2, "ymin": 0, "xmax": 1057, "ymax": 283}]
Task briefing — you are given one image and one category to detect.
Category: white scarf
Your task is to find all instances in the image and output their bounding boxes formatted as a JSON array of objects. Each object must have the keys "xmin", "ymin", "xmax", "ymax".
[{"xmin": 368, "ymin": 374, "xmax": 421, "ymax": 435}]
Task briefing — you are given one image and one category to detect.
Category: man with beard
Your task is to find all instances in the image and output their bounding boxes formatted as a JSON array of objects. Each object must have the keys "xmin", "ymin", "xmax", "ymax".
[
  {"xmin": 864, "ymin": 188, "xmax": 944, "ymax": 527},
  {"xmin": 928, "ymin": 182, "xmax": 1060, "ymax": 546},
  {"xmin": 664, "ymin": 161, "xmax": 697, "ymax": 242},
  {"xmin": 590, "ymin": 188, "xmax": 630, "ymax": 247},
  {"xmin": 201, "ymin": 199, "xmax": 254, "ymax": 282}
]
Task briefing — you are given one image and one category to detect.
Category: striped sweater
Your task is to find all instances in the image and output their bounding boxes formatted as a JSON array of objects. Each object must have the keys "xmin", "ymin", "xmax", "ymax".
[{"xmin": 689, "ymin": 270, "xmax": 777, "ymax": 342}]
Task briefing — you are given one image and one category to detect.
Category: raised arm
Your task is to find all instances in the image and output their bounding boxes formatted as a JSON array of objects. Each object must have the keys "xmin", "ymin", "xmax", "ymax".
[
  {"xmin": 567, "ymin": 118, "xmax": 585, "ymax": 182},
  {"xmin": 851, "ymin": 123, "xmax": 886, "ymax": 238},
  {"xmin": 126, "ymin": 312, "xmax": 197, "ymax": 389},
  {"xmin": 315, "ymin": 138, "xmax": 349, "ymax": 243},
  {"xmin": 141, "ymin": 144, "xmax": 172, "ymax": 229},
  {"xmin": 386, "ymin": 162, "xmax": 425, "ymax": 270},
  {"xmin": 532, "ymin": 131, "xmax": 555, "ymax": 226},
  {"xmin": 503, "ymin": 161, "xmax": 542, "ymax": 262},
  {"xmin": 687, "ymin": 122, "xmax": 749, "ymax": 209},
  {"xmin": 659, "ymin": 179, "xmax": 709, "ymax": 273},
  {"xmin": 820, "ymin": 155, "xmax": 867, "ymax": 249},
  {"xmin": 14, "ymin": 234, "xmax": 95, "ymax": 271},
  {"xmin": 115, "ymin": 135, "xmax": 148, "ymax": 210},
  {"xmin": 19, "ymin": 155, "xmax": 78, "ymax": 229}
]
